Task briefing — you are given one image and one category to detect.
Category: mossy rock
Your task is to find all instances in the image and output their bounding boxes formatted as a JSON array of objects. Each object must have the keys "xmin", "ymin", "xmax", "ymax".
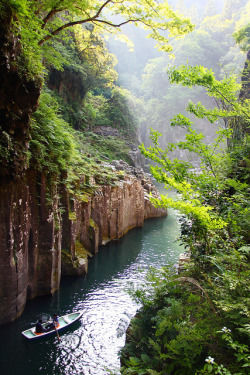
[{"xmin": 61, "ymin": 248, "xmax": 89, "ymax": 276}]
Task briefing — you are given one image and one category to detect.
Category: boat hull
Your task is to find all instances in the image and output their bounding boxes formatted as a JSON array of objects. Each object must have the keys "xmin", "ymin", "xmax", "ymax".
[{"xmin": 22, "ymin": 312, "xmax": 83, "ymax": 340}]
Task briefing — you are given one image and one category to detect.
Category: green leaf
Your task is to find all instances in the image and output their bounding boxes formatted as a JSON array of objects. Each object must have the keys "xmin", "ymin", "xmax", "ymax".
[
  {"xmin": 207, "ymin": 364, "xmax": 213, "ymax": 372},
  {"xmin": 129, "ymin": 357, "xmax": 141, "ymax": 366},
  {"xmin": 141, "ymin": 354, "xmax": 151, "ymax": 363}
]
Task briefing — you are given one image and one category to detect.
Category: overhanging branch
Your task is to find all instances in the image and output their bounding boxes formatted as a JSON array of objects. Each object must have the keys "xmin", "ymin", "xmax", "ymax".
[{"xmin": 38, "ymin": 17, "xmax": 148, "ymax": 45}]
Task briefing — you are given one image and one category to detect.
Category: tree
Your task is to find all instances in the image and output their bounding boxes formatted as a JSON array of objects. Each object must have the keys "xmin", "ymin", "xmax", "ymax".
[
  {"xmin": 223, "ymin": 0, "xmax": 249, "ymax": 20},
  {"xmin": 121, "ymin": 61, "xmax": 250, "ymax": 375},
  {"xmin": 140, "ymin": 63, "xmax": 250, "ymax": 231},
  {"xmin": 234, "ymin": 22, "xmax": 250, "ymax": 52},
  {"xmin": 2, "ymin": 0, "xmax": 194, "ymax": 77}
]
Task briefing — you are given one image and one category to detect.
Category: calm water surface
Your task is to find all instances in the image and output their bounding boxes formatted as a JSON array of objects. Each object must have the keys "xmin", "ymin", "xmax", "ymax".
[{"xmin": 0, "ymin": 190, "xmax": 183, "ymax": 375}]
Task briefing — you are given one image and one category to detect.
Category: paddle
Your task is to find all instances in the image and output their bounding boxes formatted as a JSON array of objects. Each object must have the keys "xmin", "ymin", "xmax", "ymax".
[
  {"xmin": 52, "ymin": 313, "xmax": 60, "ymax": 342},
  {"xmin": 55, "ymin": 326, "xmax": 60, "ymax": 342}
]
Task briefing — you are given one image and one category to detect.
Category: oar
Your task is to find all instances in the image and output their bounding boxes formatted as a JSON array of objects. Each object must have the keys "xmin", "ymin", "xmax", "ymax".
[{"xmin": 55, "ymin": 326, "xmax": 60, "ymax": 342}]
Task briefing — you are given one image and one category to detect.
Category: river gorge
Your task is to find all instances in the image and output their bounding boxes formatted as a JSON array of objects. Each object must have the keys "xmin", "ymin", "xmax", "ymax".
[{"xmin": 0, "ymin": 188, "xmax": 183, "ymax": 375}]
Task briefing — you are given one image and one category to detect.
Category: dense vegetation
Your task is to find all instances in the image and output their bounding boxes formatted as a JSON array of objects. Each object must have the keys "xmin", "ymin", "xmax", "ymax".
[
  {"xmin": 0, "ymin": 0, "xmax": 249, "ymax": 373},
  {"xmin": 120, "ymin": 23, "xmax": 250, "ymax": 375},
  {"xmin": 0, "ymin": 0, "xmax": 195, "ymax": 183}
]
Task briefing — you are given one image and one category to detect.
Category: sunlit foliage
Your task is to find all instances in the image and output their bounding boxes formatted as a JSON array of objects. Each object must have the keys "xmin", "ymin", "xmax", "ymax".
[
  {"xmin": 1, "ymin": 0, "xmax": 194, "ymax": 78},
  {"xmin": 121, "ymin": 53, "xmax": 250, "ymax": 374}
]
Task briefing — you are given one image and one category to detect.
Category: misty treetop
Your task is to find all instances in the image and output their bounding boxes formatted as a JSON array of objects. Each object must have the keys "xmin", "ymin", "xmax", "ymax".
[{"xmin": 122, "ymin": 0, "xmax": 250, "ymax": 152}]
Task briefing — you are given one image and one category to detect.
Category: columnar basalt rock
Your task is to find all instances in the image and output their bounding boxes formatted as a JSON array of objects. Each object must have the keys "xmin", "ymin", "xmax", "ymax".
[
  {"xmin": 0, "ymin": 180, "xmax": 30, "ymax": 325},
  {"xmin": 0, "ymin": 173, "xmax": 62, "ymax": 325},
  {"xmin": 60, "ymin": 172, "xmax": 167, "ymax": 276},
  {"xmin": 0, "ymin": 167, "xmax": 167, "ymax": 325}
]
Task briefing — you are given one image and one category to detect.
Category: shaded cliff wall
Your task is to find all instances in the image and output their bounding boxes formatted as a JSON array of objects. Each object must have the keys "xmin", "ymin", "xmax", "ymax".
[
  {"xmin": 0, "ymin": 6, "xmax": 43, "ymax": 325},
  {"xmin": 239, "ymin": 49, "xmax": 250, "ymax": 136},
  {"xmin": 0, "ymin": 172, "xmax": 62, "ymax": 325},
  {"xmin": 240, "ymin": 49, "xmax": 250, "ymax": 101},
  {"xmin": 0, "ymin": 168, "xmax": 166, "ymax": 325}
]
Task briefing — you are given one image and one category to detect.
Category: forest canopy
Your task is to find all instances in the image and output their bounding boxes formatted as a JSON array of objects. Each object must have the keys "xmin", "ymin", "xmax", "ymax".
[{"xmin": 1, "ymin": 0, "xmax": 194, "ymax": 77}]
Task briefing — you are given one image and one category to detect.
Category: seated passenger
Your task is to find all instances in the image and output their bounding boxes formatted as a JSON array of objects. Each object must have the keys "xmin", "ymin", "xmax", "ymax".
[
  {"xmin": 35, "ymin": 319, "xmax": 47, "ymax": 333},
  {"xmin": 45, "ymin": 313, "xmax": 59, "ymax": 331}
]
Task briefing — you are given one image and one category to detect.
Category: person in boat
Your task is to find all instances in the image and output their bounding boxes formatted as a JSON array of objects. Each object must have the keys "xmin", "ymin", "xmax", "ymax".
[
  {"xmin": 46, "ymin": 313, "xmax": 59, "ymax": 331},
  {"xmin": 35, "ymin": 319, "xmax": 47, "ymax": 334}
]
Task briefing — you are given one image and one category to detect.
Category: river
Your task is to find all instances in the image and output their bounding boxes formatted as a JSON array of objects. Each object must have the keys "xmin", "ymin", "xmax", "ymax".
[{"xmin": 0, "ymin": 189, "xmax": 183, "ymax": 375}]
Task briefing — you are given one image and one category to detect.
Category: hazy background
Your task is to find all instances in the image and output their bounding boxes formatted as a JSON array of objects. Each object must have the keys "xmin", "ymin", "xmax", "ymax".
[{"xmin": 107, "ymin": 0, "xmax": 249, "ymax": 162}]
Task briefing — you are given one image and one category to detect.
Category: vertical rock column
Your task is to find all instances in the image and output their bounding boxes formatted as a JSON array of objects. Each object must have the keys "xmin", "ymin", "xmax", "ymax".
[
  {"xmin": 0, "ymin": 173, "xmax": 62, "ymax": 325},
  {"xmin": 36, "ymin": 173, "xmax": 61, "ymax": 296},
  {"xmin": 0, "ymin": 181, "xmax": 31, "ymax": 324}
]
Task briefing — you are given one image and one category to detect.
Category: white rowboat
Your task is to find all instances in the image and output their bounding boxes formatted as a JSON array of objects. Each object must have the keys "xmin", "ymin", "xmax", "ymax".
[{"xmin": 22, "ymin": 311, "xmax": 83, "ymax": 340}]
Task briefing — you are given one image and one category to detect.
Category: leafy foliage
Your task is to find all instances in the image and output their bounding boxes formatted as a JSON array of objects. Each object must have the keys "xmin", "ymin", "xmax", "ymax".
[
  {"xmin": 29, "ymin": 89, "xmax": 76, "ymax": 172},
  {"xmin": 2, "ymin": 0, "xmax": 194, "ymax": 79},
  {"xmin": 101, "ymin": 87, "xmax": 144, "ymax": 137},
  {"xmin": 76, "ymin": 131, "xmax": 133, "ymax": 164},
  {"xmin": 29, "ymin": 88, "xmax": 129, "ymax": 191},
  {"xmin": 139, "ymin": 63, "xmax": 250, "ymax": 237},
  {"xmin": 121, "ymin": 57, "xmax": 250, "ymax": 374},
  {"xmin": 234, "ymin": 22, "xmax": 250, "ymax": 52}
]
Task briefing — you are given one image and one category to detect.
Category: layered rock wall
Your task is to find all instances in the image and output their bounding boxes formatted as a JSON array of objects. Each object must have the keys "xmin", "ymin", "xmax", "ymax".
[
  {"xmin": 0, "ymin": 168, "xmax": 166, "ymax": 325},
  {"xmin": 0, "ymin": 172, "xmax": 62, "ymax": 325}
]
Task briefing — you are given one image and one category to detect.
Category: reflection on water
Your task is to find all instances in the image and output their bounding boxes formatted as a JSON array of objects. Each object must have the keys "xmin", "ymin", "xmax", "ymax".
[{"xmin": 0, "ymin": 191, "xmax": 183, "ymax": 375}]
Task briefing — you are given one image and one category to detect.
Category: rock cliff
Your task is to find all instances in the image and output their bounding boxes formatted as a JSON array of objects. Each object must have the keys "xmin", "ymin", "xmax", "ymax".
[
  {"xmin": 0, "ymin": 164, "xmax": 166, "ymax": 325},
  {"xmin": 0, "ymin": 6, "xmax": 166, "ymax": 326},
  {"xmin": 239, "ymin": 49, "xmax": 250, "ymax": 102}
]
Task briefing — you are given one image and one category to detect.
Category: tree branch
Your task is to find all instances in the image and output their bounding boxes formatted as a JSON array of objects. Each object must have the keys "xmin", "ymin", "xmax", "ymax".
[
  {"xmin": 38, "ymin": 0, "xmax": 119, "ymax": 45},
  {"xmin": 42, "ymin": 7, "xmax": 64, "ymax": 29},
  {"xmin": 38, "ymin": 17, "xmax": 142, "ymax": 45}
]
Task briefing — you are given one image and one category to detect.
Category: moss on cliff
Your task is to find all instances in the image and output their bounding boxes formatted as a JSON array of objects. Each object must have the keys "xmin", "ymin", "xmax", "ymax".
[
  {"xmin": 75, "ymin": 241, "xmax": 92, "ymax": 259},
  {"xmin": 61, "ymin": 241, "xmax": 90, "ymax": 276},
  {"xmin": 29, "ymin": 88, "xmax": 131, "ymax": 197}
]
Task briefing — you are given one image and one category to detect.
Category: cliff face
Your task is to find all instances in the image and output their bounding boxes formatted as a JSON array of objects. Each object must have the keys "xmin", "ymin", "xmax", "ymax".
[
  {"xmin": 240, "ymin": 50, "xmax": 250, "ymax": 99},
  {"xmin": 0, "ymin": 8, "xmax": 167, "ymax": 326},
  {"xmin": 0, "ymin": 172, "xmax": 61, "ymax": 325},
  {"xmin": 0, "ymin": 166, "xmax": 166, "ymax": 325}
]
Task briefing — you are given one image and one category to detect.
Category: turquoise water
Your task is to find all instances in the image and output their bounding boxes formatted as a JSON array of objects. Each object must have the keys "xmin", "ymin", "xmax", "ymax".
[{"xmin": 0, "ymin": 190, "xmax": 183, "ymax": 375}]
